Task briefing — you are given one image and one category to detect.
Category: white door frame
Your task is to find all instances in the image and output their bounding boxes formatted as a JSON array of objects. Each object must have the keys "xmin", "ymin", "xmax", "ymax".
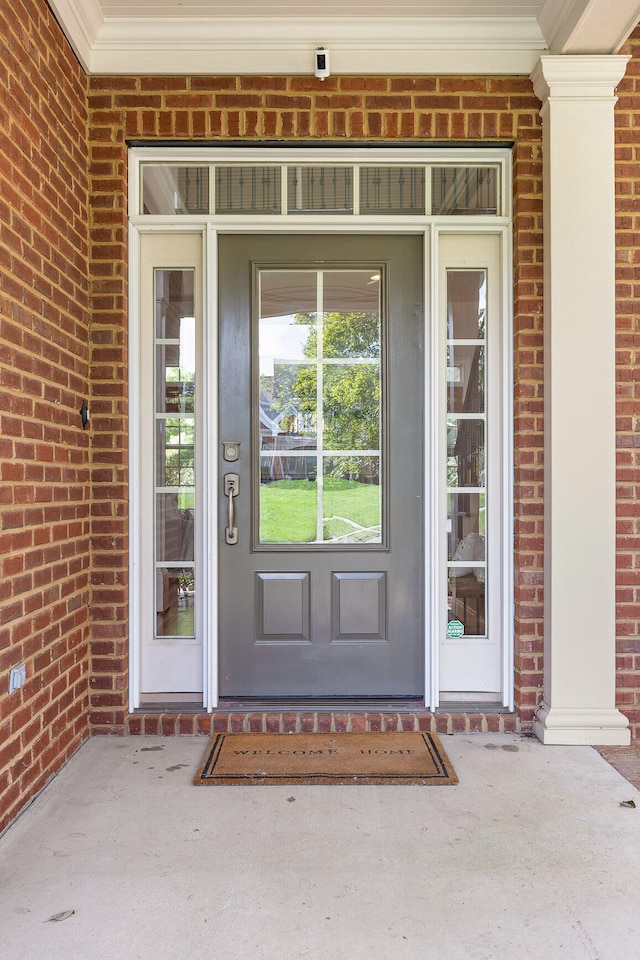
[
  {"xmin": 127, "ymin": 146, "xmax": 513, "ymax": 712},
  {"xmin": 432, "ymin": 226, "xmax": 514, "ymax": 709}
]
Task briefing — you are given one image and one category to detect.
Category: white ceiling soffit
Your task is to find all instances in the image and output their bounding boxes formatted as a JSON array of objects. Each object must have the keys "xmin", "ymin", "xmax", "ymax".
[
  {"xmin": 48, "ymin": 0, "xmax": 640, "ymax": 76},
  {"xmin": 539, "ymin": 0, "xmax": 640, "ymax": 53}
]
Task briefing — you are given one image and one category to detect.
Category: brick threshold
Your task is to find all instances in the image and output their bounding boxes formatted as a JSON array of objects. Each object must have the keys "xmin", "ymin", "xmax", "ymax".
[{"xmin": 124, "ymin": 709, "xmax": 524, "ymax": 737}]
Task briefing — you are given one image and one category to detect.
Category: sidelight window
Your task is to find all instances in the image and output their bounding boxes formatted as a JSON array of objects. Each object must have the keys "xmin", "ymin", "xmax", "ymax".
[
  {"xmin": 154, "ymin": 269, "xmax": 197, "ymax": 638},
  {"xmin": 446, "ymin": 269, "xmax": 487, "ymax": 636}
]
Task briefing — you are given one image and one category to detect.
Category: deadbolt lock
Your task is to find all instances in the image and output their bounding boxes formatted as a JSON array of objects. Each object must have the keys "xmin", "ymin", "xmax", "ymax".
[{"xmin": 223, "ymin": 441, "xmax": 240, "ymax": 462}]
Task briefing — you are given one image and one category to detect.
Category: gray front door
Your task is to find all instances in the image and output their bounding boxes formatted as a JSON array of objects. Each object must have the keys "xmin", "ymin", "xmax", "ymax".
[{"xmin": 218, "ymin": 234, "xmax": 424, "ymax": 697}]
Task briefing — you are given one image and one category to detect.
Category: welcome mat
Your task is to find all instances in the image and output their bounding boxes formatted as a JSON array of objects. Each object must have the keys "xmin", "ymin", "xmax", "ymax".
[{"xmin": 194, "ymin": 732, "xmax": 458, "ymax": 785}]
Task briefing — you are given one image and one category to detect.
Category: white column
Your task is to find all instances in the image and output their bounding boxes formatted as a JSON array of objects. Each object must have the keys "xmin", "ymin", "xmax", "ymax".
[{"xmin": 531, "ymin": 56, "xmax": 631, "ymax": 745}]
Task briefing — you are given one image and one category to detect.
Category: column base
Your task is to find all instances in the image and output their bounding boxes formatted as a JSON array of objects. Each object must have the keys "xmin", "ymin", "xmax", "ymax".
[{"xmin": 534, "ymin": 702, "xmax": 630, "ymax": 745}]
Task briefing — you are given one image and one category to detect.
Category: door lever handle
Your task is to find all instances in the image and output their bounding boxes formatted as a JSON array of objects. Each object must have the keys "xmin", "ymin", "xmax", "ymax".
[{"xmin": 224, "ymin": 473, "xmax": 239, "ymax": 545}]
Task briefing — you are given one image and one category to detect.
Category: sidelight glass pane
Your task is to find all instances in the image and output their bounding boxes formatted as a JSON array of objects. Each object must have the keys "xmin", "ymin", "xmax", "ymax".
[
  {"xmin": 445, "ymin": 265, "xmax": 489, "ymax": 637},
  {"xmin": 448, "ymin": 571, "xmax": 485, "ymax": 636},
  {"xmin": 447, "ymin": 490, "xmax": 486, "ymax": 637},
  {"xmin": 156, "ymin": 331, "xmax": 196, "ymax": 414},
  {"xmin": 257, "ymin": 267, "xmax": 383, "ymax": 546},
  {"xmin": 447, "ymin": 419, "xmax": 485, "ymax": 488},
  {"xmin": 154, "ymin": 267, "xmax": 197, "ymax": 642},
  {"xmin": 156, "ymin": 270, "xmax": 195, "ymax": 339},
  {"xmin": 447, "ymin": 344, "xmax": 484, "ymax": 414},
  {"xmin": 156, "ymin": 492, "xmax": 195, "ymax": 562},
  {"xmin": 161, "ymin": 442, "xmax": 195, "ymax": 489},
  {"xmin": 156, "ymin": 418, "xmax": 195, "ymax": 486},
  {"xmin": 156, "ymin": 565, "xmax": 196, "ymax": 638},
  {"xmin": 448, "ymin": 492, "xmax": 486, "ymax": 559},
  {"xmin": 447, "ymin": 270, "xmax": 486, "ymax": 340}
]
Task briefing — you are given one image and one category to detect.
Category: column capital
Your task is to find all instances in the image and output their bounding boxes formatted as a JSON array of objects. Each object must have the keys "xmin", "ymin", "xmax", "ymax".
[{"xmin": 531, "ymin": 54, "xmax": 630, "ymax": 104}]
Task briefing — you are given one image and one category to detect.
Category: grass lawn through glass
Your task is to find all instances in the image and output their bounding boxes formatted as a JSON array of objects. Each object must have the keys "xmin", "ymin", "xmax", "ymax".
[{"xmin": 260, "ymin": 478, "xmax": 381, "ymax": 543}]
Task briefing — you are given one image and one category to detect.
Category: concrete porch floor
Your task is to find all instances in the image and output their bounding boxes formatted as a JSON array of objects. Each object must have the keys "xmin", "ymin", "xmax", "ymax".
[{"xmin": 1, "ymin": 734, "xmax": 639, "ymax": 960}]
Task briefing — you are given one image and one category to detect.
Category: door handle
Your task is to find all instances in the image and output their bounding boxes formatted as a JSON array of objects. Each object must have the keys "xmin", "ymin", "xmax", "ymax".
[{"xmin": 224, "ymin": 473, "xmax": 239, "ymax": 545}]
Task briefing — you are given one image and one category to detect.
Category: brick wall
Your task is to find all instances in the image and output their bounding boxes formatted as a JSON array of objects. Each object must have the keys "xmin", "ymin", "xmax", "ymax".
[
  {"xmin": 86, "ymin": 83, "xmax": 129, "ymax": 735},
  {"xmin": 0, "ymin": 0, "xmax": 90, "ymax": 833},
  {"xmin": 2, "ymin": 14, "xmax": 634, "ymax": 825},
  {"xmin": 86, "ymin": 73, "xmax": 546, "ymax": 732},
  {"xmin": 511, "ymin": 88, "xmax": 544, "ymax": 722},
  {"xmin": 615, "ymin": 28, "xmax": 640, "ymax": 739}
]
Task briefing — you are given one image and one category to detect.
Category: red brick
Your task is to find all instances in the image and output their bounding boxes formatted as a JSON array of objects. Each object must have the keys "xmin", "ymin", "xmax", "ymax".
[
  {"xmin": 265, "ymin": 713, "xmax": 281, "ymax": 733},
  {"xmin": 248, "ymin": 713, "xmax": 264, "ymax": 733},
  {"xmin": 5, "ymin": 8, "xmax": 640, "ymax": 840},
  {"xmin": 316, "ymin": 713, "xmax": 332, "ymax": 733}
]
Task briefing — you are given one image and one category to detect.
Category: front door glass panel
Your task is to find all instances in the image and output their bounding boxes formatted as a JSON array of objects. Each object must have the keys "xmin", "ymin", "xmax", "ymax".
[{"xmin": 257, "ymin": 269, "xmax": 382, "ymax": 546}]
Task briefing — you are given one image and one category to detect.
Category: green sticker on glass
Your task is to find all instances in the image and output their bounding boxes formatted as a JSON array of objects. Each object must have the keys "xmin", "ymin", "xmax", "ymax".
[{"xmin": 446, "ymin": 619, "xmax": 465, "ymax": 639}]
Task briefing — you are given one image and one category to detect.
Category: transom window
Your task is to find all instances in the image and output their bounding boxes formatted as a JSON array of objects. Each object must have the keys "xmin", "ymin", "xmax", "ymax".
[{"xmin": 140, "ymin": 162, "xmax": 500, "ymax": 217}]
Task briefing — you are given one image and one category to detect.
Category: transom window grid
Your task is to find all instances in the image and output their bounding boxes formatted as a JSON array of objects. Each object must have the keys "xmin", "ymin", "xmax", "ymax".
[{"xmin": 140, "ymin": 163, "xmax": 500, "ymax": 217}]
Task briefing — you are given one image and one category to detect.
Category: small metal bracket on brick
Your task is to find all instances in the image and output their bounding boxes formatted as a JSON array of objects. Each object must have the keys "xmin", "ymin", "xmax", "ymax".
[{"xmin": 9, "ymin": 663, "xmax": 26, "ymax": 695}]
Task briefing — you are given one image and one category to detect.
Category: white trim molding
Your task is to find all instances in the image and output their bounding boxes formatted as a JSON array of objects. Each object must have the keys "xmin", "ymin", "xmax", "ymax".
[
  {"xmin": 531, "ymin": 55, "xmax": 631, "ymax": 746},
  {"xmin": 47, "ymin": 4, "xmax": 548, "ymax": 75},
  {"xmin": 66, "ymin": 16, "xmax": 547, "ymax": 76},
  {"xmin": 47, "ymin": 0, "xmax": 104, "ymax": 71},
  {"xmin": 47, "ymin": 0, "xmax": 640, "ymax": 76}
]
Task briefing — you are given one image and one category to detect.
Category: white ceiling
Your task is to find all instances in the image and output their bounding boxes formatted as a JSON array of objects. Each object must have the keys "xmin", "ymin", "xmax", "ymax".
[{"xmin": 48, "ymin": 0, "xmax": 640, "ymax": 75}]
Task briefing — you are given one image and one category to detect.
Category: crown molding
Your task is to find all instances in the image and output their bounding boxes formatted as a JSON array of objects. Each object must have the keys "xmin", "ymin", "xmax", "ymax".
[
  {"xmin": 48, "ymin": 6, "xmax": 547, "ymax": 75},
  {"xmin": 47, "ymin": 0, "xmax": 104, "ymax": 71},
  {"xmin": 48, "ymin": 0, "xmax": 640, "ymax": 75}
]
